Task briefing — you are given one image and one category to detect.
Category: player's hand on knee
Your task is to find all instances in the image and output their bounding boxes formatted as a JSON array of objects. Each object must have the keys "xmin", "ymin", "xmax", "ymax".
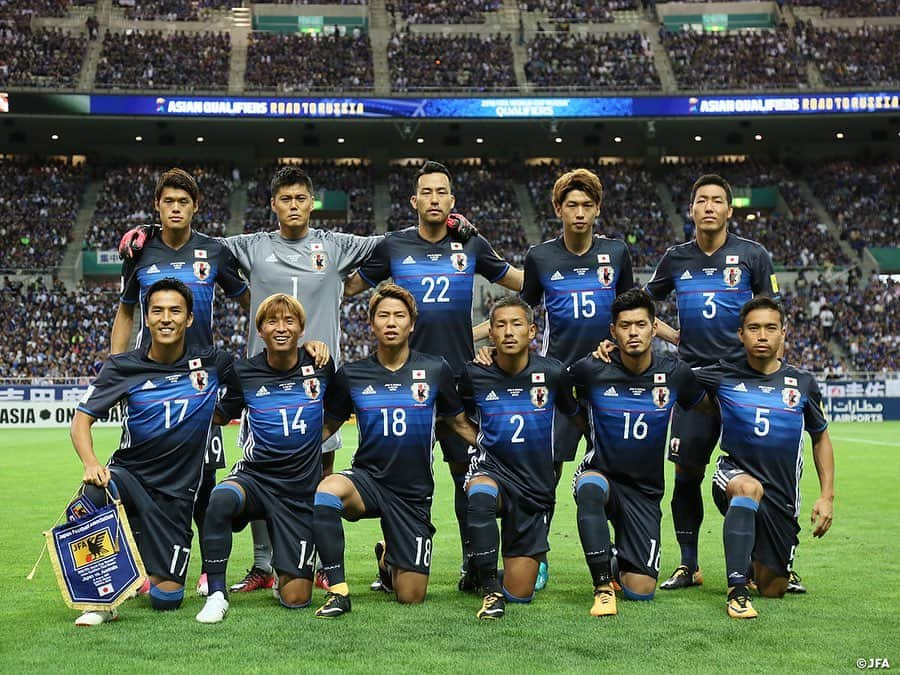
[
  {"xmin": 303, "ymin": 340, "xmax": 329, "ymax": 367},
  {"xmin": 473, "ymin": 345, "xmax": 496, "ymax": 366},
  {"xmin": 117, "ymin": 224, "xmax": 159, "ymax": 260},
  {"xmin": 82, "ymin": 463, "xmax": 110, "ymax": 487},
  {"xmin": 810, "ymin": 495, "xmax": 834, "ymax": 538},
  {"xmin": 446, "ymin": 213, "xmax": 478, "ymax": 242},
  {"xmin": 592, "ymin": 339, "xmax": 617, "ymax": 363}
]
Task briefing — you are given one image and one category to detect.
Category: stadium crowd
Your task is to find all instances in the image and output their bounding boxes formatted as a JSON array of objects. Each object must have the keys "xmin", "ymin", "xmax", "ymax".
[
  {"xmin": 0, "ymin": 26, "xmax": 87, "ymax": 88},
  {"xmin": 245, "ymin": 31, "xmax": 374, "ymax": 92},
  {"xmin": 387, "ymin": 32, "xmax": 516, "ymax": 91},
  {"xmin": 519, "ymin": 0, "xmax": 638, "ymax": 22},
  {"xmin": 661, "ymin": 27, "xmax": 808, "ymax": 90},
  {"xmin": 391, "ymin": 0, "xmax": 500, "ymax": 23},
  {"xmin": 95, "ymin": 30, "xmax": 230, "ymax": 90},
  {"xmin": 798, "ymin": 23, "xmax": 898, "ymax": 88},
  {"xmin": 122, "ymin": 0, "xmax": 240, "ymax": 21},
  {"xmin": 0, "ymin": 159, "xmax": 86, "ymax": 272},
  {"xmin": 792, "ymin": 0, "xmax": 899, "ymax": 17},
  {"xmin": 525, "ymin": 32, "xmax": 659, "ymax": 90}
]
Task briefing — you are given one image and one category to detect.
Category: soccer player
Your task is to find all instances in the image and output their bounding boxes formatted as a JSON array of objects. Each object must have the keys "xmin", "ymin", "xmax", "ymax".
[
  {"xmin": 110, "ymin": 168, "xmax": 249, "ymax": 595},
  {"xmin": 459, "ymin": 296, "xmax": 579, "ymax": 620},
  {"xmin": 570, "ymin": 289, "xmax": 706, "ymax": 617},
  {"xmin": 643, "ymin": 174, "xmax": 779, "ymax": 591},
  {"xmin": 195, "ymin": 293, "xmax": 333, "ymax": 623},
  {"xmin": 312, "ymin": 283, "xmax": 478, "ymax": 618},
  {"xmin": 695, "ymin": 297, "xmax": 834, "ymax": 618},
  {"xmin": 516, "ymin": 167, "xmax": 634, "ymax": 589},
  {"xmin": 344, "ymin": 161, "xmax": 523, "ymax": 584},
  {"xmin": 71, "ymin": 278, "xmax": 240, "ymax": 626}
]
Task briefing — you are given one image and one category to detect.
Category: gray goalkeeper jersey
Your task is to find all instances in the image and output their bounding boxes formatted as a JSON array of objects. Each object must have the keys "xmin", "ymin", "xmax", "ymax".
[{"xmin": 224, "ymin": 229, "xmax": 380, "ymax": 362}]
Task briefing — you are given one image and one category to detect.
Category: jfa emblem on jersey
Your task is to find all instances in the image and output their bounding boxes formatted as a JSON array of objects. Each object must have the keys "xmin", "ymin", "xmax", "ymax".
[
  {"xmin": 190, "ymin": 370, "xmax": 208, "ymax": 391},
  {"xmin": 530, "ymin": 386, "xmax": 548, "ymax": 409},
  {"xmin": 70, "ymin": 528, "xmax": 115, "ymax": 569},
  {"xmin": 782, "ymin": 387, "xmax": 801, "ymax": 408},
  {"xmin": 723, "ymin": 267, "xmax": 742, "ymax": 287},
  {"xmin": 311, "ymin": 252, "xmax": 327, "ymax": 272},
  {"xmin": 411, "ymin": 382, "xmax": 430, "ymax": 403},
  {"xmin": 303, "ymin": 378, "xmax": 320, "ymax": 400},
  {"xmin": 652, "ymin": 386, "xmax": 670, "ymax": 408},
  {"xmin": 450, "ymin": 252, "xmax": 467, "ymax": 272},
  {"xmin": 193, "ymin": 261, "xmax": 211, "ymax": 281},
  {"xmin": 597, "ymin": 266, "xmax": 615, "ymax": 287}
]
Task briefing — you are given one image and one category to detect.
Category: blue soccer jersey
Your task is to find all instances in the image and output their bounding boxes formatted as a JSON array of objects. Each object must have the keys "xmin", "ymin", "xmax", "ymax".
[
  {"xmin": 221, "ymin": 350, "xmax": 335, "ymax": 496},
  {"xmin": 77, "ymin": 345, "xmax": 240, "ymax": 498},
  {"xmin": 696, "ymin": 360, "xmax": 828, "ymax": 517},
  {"xmin": 570, "ymin": 352, "xmax": 705, "ymax": 498},
  {"xmin": 324, "ymin": 350, "xmax": 463, "ymax": 502},
  {"xmin": 459, "ymin": 355, "xmax": 578, "ymax": 512},
  {"xmin": 357, "ymin": 227, "xmax": 510, "ymax": 374},
  {"xmin": 120, "ymin": 231, "xmax": 247, "ymax": 350},
  {"xmin": 520, "ymin": 236, "xmax": 634, "ymax": 365},
  {"xmin": 645, "ymin": 233, "xmax": 777, "ymax": 367}
]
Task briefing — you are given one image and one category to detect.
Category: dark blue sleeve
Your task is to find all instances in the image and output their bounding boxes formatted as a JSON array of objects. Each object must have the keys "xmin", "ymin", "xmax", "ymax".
[
  {"xmin": 436, "ymin": 360, "xmax": 464, "ymax": 417},
  {"xmin": 616, "ymin": 243, "xmax": 635, "ymax": 294},
  {"xmin": 324, "ymin": 367, "xmax": 354, "ymax": 422},
  {"xmin": 693, "ymin": 364, "xmax": 723, "ymax": 397},
  {"xmin": 119, "ymin": 257, "xmax": 140, "ymax": 304},
  {"xmin": 554, "ymin": 365, "xmax": 579, "ymax": 417},
  {"xmin": 645, "ymin": 251, "xmax": 674, "ymax": 301},
  {"xmin": 215, "ymin": 242, "xmax": 249, "ymax": 298},
  {"xmin": 569, "ymin": 358, "xmax": 590, "ymax": 404},
  {"xmin": 519, "ymin": 247, "xmax": 543, "ymax": 307},
  {"xmin": 473, "ymin": 234, "xmax": 511, "ymax": 283},
  {"xmin": 457, "ymin": 366, "xmax": 477, "ymax": 418},
  {"xmin": 357, "ymin": 236, "xmax": 392, "ymax": 288},
  {"xmin": 77, "ymin": 358, "xmax": 129, "ymax": 419},
  {"xmin": 803, "ymin": 376, "xmax": 828, "ymax": 433},
  {"xmin": 750, "ymin": 245, "xmax": 778, "ymax": 299},
  {"xmin": 673, "ymin": 360, "xmax": 706, "ymax": 410},
  {"xmin": 216, "ymin": 353, "xmax": 246, "ymax": 419}
]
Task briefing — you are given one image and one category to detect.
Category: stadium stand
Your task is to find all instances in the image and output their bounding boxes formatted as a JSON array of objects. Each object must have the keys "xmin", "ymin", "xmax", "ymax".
[
  {"xmin": 387, "ymin": 32, "xmax": 516, "ymax": 91},
  {"xmin": 0, "ymin": 159, "xmax": 87, "ymax": 272},
  {"xmin": 393, "ymin": 0, "xmax": 501, "ymax": 24},
  {"xmin": 245, "ymin": 31, "xmax": 374, "ymax": 92},
  {"xmin": 0, "ymin": 25, "xmax": 87, "ymax": 88},
  {"xmin": 86, "ymin": 165, "xmax": 233, "ymax": 250},
  {"xmin": 524, "ymin": 32, "xmax": 660, "ymax": 90},
  {"xmin": 95, "ymin": 30, "xmax": 231, "ymax": 91},
  {"xmin": 791, "ymin": 0, "xmax": 900, "ymax": 18},
  {"xmin": 798, "ymin": 23, "xmax": 899, "ymax": 88},
  {"xmin": 519, "ymin": 0, "xmax": 638, "ymax": 22},
  {"xmin": 122, "ymin": 1, "xmax": 240, "ymax": 21}
]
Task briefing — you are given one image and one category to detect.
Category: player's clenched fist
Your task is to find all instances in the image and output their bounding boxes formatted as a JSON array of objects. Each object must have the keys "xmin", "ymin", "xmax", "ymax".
[{"xmin": 82, "ymin": 462, "xmax": 110, "ymax": 487}]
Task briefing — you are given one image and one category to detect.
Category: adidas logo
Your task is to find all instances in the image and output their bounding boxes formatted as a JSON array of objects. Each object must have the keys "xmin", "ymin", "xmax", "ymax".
[
  {"xmin": 486, "ymin": 390, "xmax": 499, "ymax": 401},
  {"xmin": 733, "ymin": 382, "xmax": 747, "ymax": 392},
  {"xmin": 140, "ymin": 379, "xmax": 156, "ymax": 390},
  {"xmin": 362, "ymin": 385, "xmax": 376, "ymax": 395},
  {"xmin": 550, "ymin": 270, "xmax": 564, "ymax": 281},
  {"xmin": 680, "ymin": 270, "xmax": 693, "ymax": 280},
  {"xmin": 255, "ymin": 385, "xmax": 270, "ymax": 397},
  {"xmin": 147, "ymin": 264, "xmax": 160, "ymax": 274},
  {"xmin": 603, "ymin": 386, "xmax": 618, "ymax": 397},
  {"xmin": 402, "ymin": 255, "xmax": 416, "ymax": 264},
  {"xmin": 265, "ymin": 254, "xmax": 277, "ymax": 262}
]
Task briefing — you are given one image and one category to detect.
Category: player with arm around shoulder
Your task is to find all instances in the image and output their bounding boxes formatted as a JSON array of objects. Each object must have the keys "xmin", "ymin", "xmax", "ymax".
[
  {"xmin": 459, "ymin": 296, "xmax": 579, "ymax": 620},
  {"xmin": 70, "ymin": 278, "xmax": 241, "ymax": 626},
  {"xmin": 312, "ymin": 283, "xmax": 478, "ymax": 618},
  {"xmin": 195, "ymin": 293, "xmax": 334, "ymax": 623},
  {"xmin": 569, "ymin": 289, "xmax": 707, "ymax": 617},
  {"xmin": 695, "ymin": 297, "xmax": 834, "ymax": 619}
]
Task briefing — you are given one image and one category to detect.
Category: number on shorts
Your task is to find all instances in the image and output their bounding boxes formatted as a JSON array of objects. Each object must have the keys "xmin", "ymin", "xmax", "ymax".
[
  {"xmin": 298, "ymin": 540, "xmax": 316, "ymax": 570},
  {"xmin": 414, "ymin": 536, "xmax": 432, "ymax": 567},
  {"xmin": 169, "ymin": 544, "xmax": 190, "ymax": 577},
  {"xmin": 647, "ymin": 537, "xmax": 661, "ymax": 571},
  {"xmin": 206, "ymin": 433, "xmax": 223, "ymax": 465}
]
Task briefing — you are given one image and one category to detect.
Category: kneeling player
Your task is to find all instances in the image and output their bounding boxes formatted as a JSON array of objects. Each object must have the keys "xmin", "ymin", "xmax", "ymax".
[
  {"xmin": 460, "ymin": 296, "xmax": 579, "ymax": 620},
  {"xmin": 70, "ymin": 278, "xmax": 240, "ymax": 625},
  {"xmin": 195, "ymin": 294, "xmax": 332, "ymax": 623},
  {"xmin": 696, "ymin": 297, "xmax": 834, "ymax": 619},
  {"xmin": 570, "ymin": 289, "xmax": 706, "ymax": 616},
  {"xmin": 313, "ymin": 283, "xmax": 477, "ymax": 618}
]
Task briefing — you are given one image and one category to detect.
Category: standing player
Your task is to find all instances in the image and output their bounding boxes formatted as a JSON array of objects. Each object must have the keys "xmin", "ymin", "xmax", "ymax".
[
  {"xmin": 71, "ymin": 278, "xmax": 240, "ymax": 625},
  {"xmin": 517, "ymin": 167, "xmax": 634, "ymax": 589},
  {"xmin": 570, "ymin": 289, "xmax": 706, "ymax": 617},
  {"xmin": 459, "ymin": 296, "xmax": 579, "ymax": 620},
  {"xmin": 695, "ymin": 297, "xmax": 834, "ymax": 618},
  {"xmin": 111, "ymin": 168, "xmax": 249, "ymax": 595},
  {"xmin": 196, "ymin": 294, "xmax": 333, "ymax": 623},
  {"xmin": 642, "ymin": 174, "xmax": 780, "ymax": 591},
  {"xmin": 344, "ymin": 161, "xmax": 523, "ymax": 584},
  {"xmin": 313, "ymin": 283, "xmax": 478, "ymax": 618}
]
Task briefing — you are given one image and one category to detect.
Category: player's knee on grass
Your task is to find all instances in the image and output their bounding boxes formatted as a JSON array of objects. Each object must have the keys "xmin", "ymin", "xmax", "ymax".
[
  {"xmin": 277, "ymin": 575, "xmax": 312, "ymax": 608},
  {"xmin": 620, "ymin": 572, "xmax": 656, "ymax": 600},
  {"xmin": 149, "ymin": 580, "xmax": 184, "ymax": 610},
  {"xmin": 753, "ymin": 563, "xmax": 788, "ymax": 598},
  {"xmin": 393, "ymin": 569, "xmax": 428, "ymax": 604},
  {"xmin": 726, "ymin": 474, "xmax": 764, "ymax": 502}
]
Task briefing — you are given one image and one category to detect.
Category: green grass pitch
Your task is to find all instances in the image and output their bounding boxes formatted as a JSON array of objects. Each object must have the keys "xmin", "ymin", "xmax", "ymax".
[{"xmin": 2, "ymin": 422, "xmax": 898, "ymax": 672}]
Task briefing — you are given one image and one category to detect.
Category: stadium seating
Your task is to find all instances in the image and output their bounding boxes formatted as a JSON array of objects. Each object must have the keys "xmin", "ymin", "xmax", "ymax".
[
  {"xmin": 245, "ymin": 31, "xmax": 374, "ymax": 92},
  {"xmin": 519, "ymin": 1, "xmax": 638, "ymax": 23},
  {"xmin": 95, "ymin": 30, "xmax": 231, "ymax": 90},
  {"xmin": 791, "ymin": 0, "xmax": 899, "ymax": 17},
  {"xmin": 798, "ymin": 23, "xmax": 898, "ymax": 88},
  {"xmin": 0, "ymin": 159, "xmax": 86, "ymax": 272},
  {"xmin": 387, "ymin": 33, "xmax": 516, "ymax": 91},
  {"xmin": 0, "ymin": 26, "xmax": 87, "ymax": 88},
  {"xmin": 524, "ymin": 32, "xmax": 660, "ymax": 90},
  {"xmin": 392, "ymin": 0, "xmax": 501, "ymax": 24}
]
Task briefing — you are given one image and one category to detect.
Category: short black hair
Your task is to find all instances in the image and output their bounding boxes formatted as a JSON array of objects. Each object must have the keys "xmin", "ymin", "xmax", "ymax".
[
  {"xmin": 739, "ymin": 296, "xmax": 785, "ymax": 327},
  {"xmin": 146, "ymin": 277, "xmax": 194, "ymax": 313},
  {"xmin": 489, "ymin": 295, "xmax": 534, "ymax": 326},
  {"xmin": 690, "ymin": 173, "xmax": 733, "ymax": 206},
  {"xmin": 270, "ymin": 165, "xmax": 314, "ymax": 197},
  {"xmin": 611, "ymin": 288, "xmax": 655, "ymax": 323},
  {"xmin": 414, "ymin": 160, "xmax": 452, "ymax": 194},
  {"xmin": 155, "ymin": 168, "xmax": 199, "ymax": 204}
]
